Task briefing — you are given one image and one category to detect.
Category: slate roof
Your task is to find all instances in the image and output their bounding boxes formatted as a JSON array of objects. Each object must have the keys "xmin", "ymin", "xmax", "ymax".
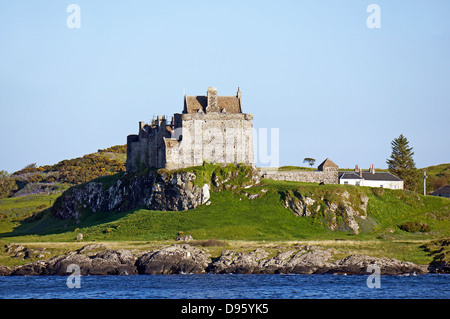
[
  {"xmin": 184, "ymin": 95, "xmax": 241, "ymax": 114},
  {"xmin": 339, "ymin": 172, "xmax": 363, "ymax": 180},
  {"xmin": 431, "ymin": 185, "xmax": 450, "ymax": 195},
  {"xmin": 361, "ymin": 172, "xmax": 403, "ymax": 181},
  {"xmin": 339, "ymin": 171, "xmax": 402, "ymax": 182}
]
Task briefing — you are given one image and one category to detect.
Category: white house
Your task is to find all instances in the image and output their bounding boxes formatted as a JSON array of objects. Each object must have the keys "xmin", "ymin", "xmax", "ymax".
[
  {"xmin": 339, "ymin": 164, "xmax": 404, "ymax": 190},
  {"xmin": 431, "ymin": 185, "xmax": 450, "ymax": 198}
]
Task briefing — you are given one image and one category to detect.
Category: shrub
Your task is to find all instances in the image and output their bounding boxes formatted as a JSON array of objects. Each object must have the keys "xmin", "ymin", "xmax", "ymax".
[
  {"xmin": 372, "ymin": 187, "xmax": 384, "ymax": 197},
  {"xmin": 399, "ymin": 221, "xmax": 430, "ymax": 233},
  {"xmin": 98, "ymin": 145, "xmax": 127, "ymax": 154},
  {"xmin": 0, "ymin": 170, "xmax": 18, "ymax": 198}
]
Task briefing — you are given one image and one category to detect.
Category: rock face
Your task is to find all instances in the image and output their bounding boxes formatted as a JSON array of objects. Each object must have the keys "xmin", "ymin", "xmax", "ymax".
[
  {"xmin": 208, "ymin": 246, "xmax": 424, "ymax": 275},
  {"xmin": 10, "ymin": 248, "xmax": 138, "ymax": 276},
  {"xmin": 3, "ymin": 244, "xmax": 426, "ymax": 276},
  {"xmin": 53, "ymin": 171, "xmax": 210, "ymax": 219},
  {"xmin": 52, "ymin": 164, "xmax": 260, "ymax": 220},
  {"xmin": 327, "ymin": 255, "xmax": 424, "ymax": 275},
  {"xmin": 4, "ymin": 243, "xmax": 50, "ymax": 260},
  {"xmin": 207, "ymin": 248, "xmax": 269, "ymax": 274},
  {"xmin": 136, "ymin": 244, "xmax": 210, "ymax": 274},
  {"xmin": 282, "ymin": 190, "xmax": 370, "ymax": 234},
  {"xmin": 0, "ymin": 265, "xmax": 12, "ymax": 276},
  {"xmin": 148, "ymin": 172, "xmax": 206, "ymax": 211}
]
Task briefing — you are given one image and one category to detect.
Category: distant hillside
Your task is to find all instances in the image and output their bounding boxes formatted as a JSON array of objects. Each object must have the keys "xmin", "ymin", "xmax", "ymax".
[
  {"xmin": 7, "ymin": 145, "xmax": 126, "ymax": 198},
  {"xmin": 422, "ymin": 163, "xmax": 450, "ymax": 194}
]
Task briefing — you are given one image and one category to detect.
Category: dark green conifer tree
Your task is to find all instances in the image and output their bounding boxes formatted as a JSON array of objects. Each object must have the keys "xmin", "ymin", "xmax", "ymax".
[{"xmin": 386, "ymin": 134, "xmax": 419, "ymax": 191}]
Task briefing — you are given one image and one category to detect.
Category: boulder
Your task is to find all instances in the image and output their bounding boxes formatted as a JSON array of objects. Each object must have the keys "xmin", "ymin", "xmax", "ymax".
[
  {"xmin": 176, "ymin": 235, "xmax": 194, "ymax": 242},
  {"xmin": 0, "ymin": 265, "xmax": 12, "ymax": 276},
  {"xmin": 208, "ymin": 248, "xmax": 269, "ymax": 274},
  {"xmin": 136, "ymin": 244, "xmax": 210, "ymax": 274}
]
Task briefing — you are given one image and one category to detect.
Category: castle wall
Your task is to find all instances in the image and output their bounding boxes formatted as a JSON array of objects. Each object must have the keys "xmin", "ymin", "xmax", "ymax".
[
  {"xmin": 126, "ymin": 119, "xmax": 172, "ymax": 171},
  {"xmin": 165, "ymin": 112, "xmax": 254, "ymax": 169},
  {"xmin": 259, "ymin": 170, "xmax": 339, "ymax": 184}
]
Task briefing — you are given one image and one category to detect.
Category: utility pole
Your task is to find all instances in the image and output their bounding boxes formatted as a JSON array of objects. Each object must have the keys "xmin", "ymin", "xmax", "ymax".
[{"xmin": 423, "ymin": 169, "xmax": 427, "ymax": 196}]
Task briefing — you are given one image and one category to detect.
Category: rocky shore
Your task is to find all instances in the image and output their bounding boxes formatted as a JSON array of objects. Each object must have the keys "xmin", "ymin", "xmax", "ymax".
[{"xmin": 0, "ymin": 243, "xmax": 441, "ymax": 276}]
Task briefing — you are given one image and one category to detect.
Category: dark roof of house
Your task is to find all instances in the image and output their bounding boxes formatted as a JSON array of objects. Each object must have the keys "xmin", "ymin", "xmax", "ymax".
[
  {"xmin": 184, "ymin": 95, "xmax": 241, "ymax": 114},
  {"xmin": 361, "ymin": 172, "xmax": 403, "ymax": 181},
  {"xmin": 339, "ymin": 171, "xmax": 403, "ymax": 182},
  {"xmin": 318, "ymin": 158, "xmax": 338, "ymax": 170},
  {"xmin": 339, "ymin": 172, "xmax": 363, "ymax": 180},
  {"xmin": 431, "ymin": 185, "xmax": 450, "ymax": 195}
]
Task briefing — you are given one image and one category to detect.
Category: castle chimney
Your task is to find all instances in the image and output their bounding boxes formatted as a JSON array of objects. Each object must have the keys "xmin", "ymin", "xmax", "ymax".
[
  {"xmin": 237, "ymin": 87, "xmax": 241, "ymax": 100},
  {"xmin": 206, "ymin": 87, "xmax": 219, "ymax": 113}
]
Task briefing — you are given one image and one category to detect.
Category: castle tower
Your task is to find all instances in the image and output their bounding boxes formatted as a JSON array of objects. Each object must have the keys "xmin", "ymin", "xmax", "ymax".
[{"xmin": 126, "ymin": 87, "xmax": 254, "ymax": 172}]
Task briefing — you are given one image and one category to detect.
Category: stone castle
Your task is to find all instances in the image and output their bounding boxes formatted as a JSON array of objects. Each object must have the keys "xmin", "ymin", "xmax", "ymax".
[{"xmin": 126, "ymin": 87, "xmax": 254, "ymax": 172}]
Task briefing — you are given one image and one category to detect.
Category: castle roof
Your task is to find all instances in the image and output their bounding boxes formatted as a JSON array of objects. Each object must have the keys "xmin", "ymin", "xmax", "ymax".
[{"xmin": 183, "ymin": 88, "xmax": 242, "ymax": 114}]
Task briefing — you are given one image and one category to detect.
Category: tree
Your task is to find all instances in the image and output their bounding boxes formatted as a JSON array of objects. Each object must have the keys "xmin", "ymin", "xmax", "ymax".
[
  {"xmin": 386, "ymin": 134, "xmax": 419, "ymax": 191},
  {"xmin": 303, "ymin": 157, "xmax": 316, "ymax": 168},
  {"xmin": 0, "ymin": 170, "xmax": 18, "ymax": 198}
]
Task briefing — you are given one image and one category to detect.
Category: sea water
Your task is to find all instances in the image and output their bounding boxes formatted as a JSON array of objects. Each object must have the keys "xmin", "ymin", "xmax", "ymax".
[{"xmin": 0, "ymin": 274, "xmax": 449, "ymax": 299}]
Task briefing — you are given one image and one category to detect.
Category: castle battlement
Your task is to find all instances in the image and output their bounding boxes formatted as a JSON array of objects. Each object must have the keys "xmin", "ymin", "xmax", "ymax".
[{"xmin": 126, "ymin": 87, "xmax": 254, "ymax": 172}]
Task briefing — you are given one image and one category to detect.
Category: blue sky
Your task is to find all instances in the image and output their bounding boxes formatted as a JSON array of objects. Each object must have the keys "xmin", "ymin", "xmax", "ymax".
[{"xmin": 0, "ymin": 0, "xmax": 449, "ymax": 173}]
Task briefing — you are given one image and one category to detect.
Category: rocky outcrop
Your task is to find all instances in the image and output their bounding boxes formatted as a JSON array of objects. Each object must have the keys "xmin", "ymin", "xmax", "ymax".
[
  {"xmin": 4, "ymin": 243, "xmax": 50, "ymax": 260},
  {"xmin": 52, "ymin": 164, "xmax": 260, "ymax": 220},
  {"xmin": 208, "ymin": 246, "xmax": 335, "ymax": 274},
  {"xmin": 327, "ymin": 255, "xmax": 424, "ymax": 275},
  {"xmin": 6, "ymin": 244, "xmax": 211, "ymax": 276},
  {"xmin": 53, "ymin": 170, "xmax": 209, "ymax": 219},
  {"xmin": 0, "ymin": 265, "xmax": 12, "ymax": 276},
  {"xmin": 147, "ymin": 172, "xmax": 207, "ymax": 211},
  {"xmin": 208, "ymin": 246, "xmax": 423, "ymax": 275},
  {"xmin": 136, "ymin": 244, "xmax": 211, "ymax": 274},
  {"xmin": 207, "ymin": 248, "xmax": 269, "ymax": 274},
  {"xmin": 4, "ymin": 244, "xmax": 426, "ymax": 276},
  {"xmin": 283, "ymin": 190, "xmax": 370, "ymax": 234},
  {"xmin": 10, "ymin": 248, "xmax": 138, "ymax": 276}
]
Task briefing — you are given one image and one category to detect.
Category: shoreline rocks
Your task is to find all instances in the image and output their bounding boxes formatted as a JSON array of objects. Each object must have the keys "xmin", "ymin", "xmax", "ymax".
[{"xmin": 1, "ymin": 244, "xmax": 435, "ymax": 276}]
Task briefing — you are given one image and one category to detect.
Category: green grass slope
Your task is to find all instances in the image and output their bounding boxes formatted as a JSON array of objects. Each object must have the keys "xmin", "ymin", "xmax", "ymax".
[{"xmin": 1, "ymin": 177, "xmax": 449, "ymax": 243}]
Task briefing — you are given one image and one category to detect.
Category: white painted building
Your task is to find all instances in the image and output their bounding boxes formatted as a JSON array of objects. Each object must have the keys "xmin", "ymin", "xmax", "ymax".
[{"xmin": 339, "ymin": 165, "xmax": 404, "ymax": 190}]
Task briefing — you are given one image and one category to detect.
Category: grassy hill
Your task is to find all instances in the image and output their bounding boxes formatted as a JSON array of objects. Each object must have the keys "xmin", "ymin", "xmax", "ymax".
[
  {"xmin": 423, "ymin": 163, "xmax": 450, "ymax": 193},
  {"xmin": 1, "ymin": 175, "xmax": 448, "ymax": 243},
  {"xmin": 4, "ymin": 145, "xmax": 126, "ymax": 198}
]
